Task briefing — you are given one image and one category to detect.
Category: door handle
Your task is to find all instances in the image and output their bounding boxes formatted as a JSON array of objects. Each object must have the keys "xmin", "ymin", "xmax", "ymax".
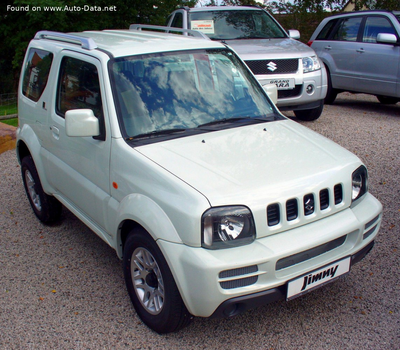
[
  {"xmin": 50, "ymin": 125, "xmax": 60, "ymax": 140},
  {"xmin": 324, "ymin": 45, "xmax": 332, "ymax": 50},
  {"xmin": 356, "ymin": 48, "xmax": 365, "ymax": 53}
]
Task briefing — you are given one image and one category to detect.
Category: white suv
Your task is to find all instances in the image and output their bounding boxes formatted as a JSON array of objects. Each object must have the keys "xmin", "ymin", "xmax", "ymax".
[
  {"xmin": 166, "ymin": 6, "xmax": 327, "ymax": 120},
  {"xmin": 17, "ymin": 26, "xmax": 382, "ymax": 333}
]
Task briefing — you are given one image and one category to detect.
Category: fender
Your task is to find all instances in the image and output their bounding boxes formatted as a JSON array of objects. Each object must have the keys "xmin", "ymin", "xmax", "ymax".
[
  {"xmin": 16, "ymin": 124, "xmax": 56, "ymax": 195},
  {"xmin": 112, "ymin": 193, "xmax": 185, "ymax": 258}
]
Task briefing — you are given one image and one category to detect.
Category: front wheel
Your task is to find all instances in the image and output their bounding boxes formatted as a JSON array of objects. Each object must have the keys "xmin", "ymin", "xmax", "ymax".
[
  {"xmin": 21, "ymin": 156, "xmax": 62, "ymax": 223},
  {"xmin": 293, "ymin": 101, "xmax": 324, "ymax": 121},
  {"xmin": 123, "ymin": 228, "xmax": 192, "ymax": 333}
]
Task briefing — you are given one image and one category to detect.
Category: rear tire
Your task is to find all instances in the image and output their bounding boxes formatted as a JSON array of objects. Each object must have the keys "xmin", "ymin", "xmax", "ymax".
[
  {"xmin": 21, "ymin": 156, "xmax": 62, "ymax": 223},
  {"xmin": 377, "ymin": 95, "xmax": 399, "ymax": 104},
  {"xmin": 123, "ymin": 228, "xmax": 192, "ymax": 333},
  {"xmin": 294, "ymin": 101, "xmax": 324, "ymax": 121}
]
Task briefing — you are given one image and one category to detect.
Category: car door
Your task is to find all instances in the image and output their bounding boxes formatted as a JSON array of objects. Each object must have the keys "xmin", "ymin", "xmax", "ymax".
[
  {"xmin": 46, "ymin": 51, "xmax": 111, "ymax": 231},
  {"xmin": 324, "ymin": 16, "xmax": 363, "ymax": 91},
  {"xmin": 352, "ymin": 15, "xmax": 400, "ymax": 96}
]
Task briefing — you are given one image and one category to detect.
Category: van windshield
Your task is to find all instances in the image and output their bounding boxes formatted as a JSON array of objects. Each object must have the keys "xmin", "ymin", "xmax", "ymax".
[
  {"xmin": 189, "ymin": 10, "xmax": 287, "ymax": 40},
  {"xmin": 111, "ymin": 48, "xmax": 280, "ymax": 144}
]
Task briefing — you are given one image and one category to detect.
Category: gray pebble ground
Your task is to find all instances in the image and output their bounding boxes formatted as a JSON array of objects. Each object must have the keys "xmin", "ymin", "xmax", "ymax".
[{"xmin": 0, "ymin": 92, "xmax": 399, "ymax": 349}]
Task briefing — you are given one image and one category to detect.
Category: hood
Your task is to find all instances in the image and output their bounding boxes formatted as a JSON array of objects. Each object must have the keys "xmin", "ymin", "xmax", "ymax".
[
  {"xmin": 136, "ymin": 119, "xmax": 360, "ymax": 207},
  {"xmin": 225, "ymin": 38, "xmax": 316, "ymax": 60}
]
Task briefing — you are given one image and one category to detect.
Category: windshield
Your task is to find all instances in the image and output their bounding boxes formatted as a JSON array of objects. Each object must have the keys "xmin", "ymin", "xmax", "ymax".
[
  {"xmin": 189, "ymin": 10, "xmax": 286, "ymax": 40},
  {"xmin": 111, "ymin": 49, "xmax": 279, "ymax": 144}
]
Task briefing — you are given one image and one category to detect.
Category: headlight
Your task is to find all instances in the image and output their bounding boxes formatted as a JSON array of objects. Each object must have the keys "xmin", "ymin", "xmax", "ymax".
[
  {"xmin": 352, "ymin": 165, "xmax": 368, "ymax": 202},
  {"xmin": 202, "ymin": 206, "xmax": 256, "ymax": 249},
  {"xmin": 302, "ymin": 56, "xmax": 321, "ymax": 73}
]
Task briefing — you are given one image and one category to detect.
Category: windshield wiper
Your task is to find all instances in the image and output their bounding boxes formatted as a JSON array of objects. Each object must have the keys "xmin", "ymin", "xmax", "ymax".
[
  {"xmin": 128, "ymin": 128, "xmax": 187, "ymax": 140},
  {"xmin": 197, "ymin": 117, "xmax": 269, "ymax": 129}
]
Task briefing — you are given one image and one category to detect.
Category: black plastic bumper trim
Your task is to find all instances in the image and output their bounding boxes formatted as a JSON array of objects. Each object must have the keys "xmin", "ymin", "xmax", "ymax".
[{"xmin": 210, "ymin": 240, "xmax": 375, "ymax": 319}]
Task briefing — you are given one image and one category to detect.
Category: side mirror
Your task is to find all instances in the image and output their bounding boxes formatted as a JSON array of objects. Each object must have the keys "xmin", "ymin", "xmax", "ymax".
[
  {"xmin": 263, "ymin": 84, "xmax": 278, "ymax": 105},
  {"xmin": 65, "ymin": 109, "xmax": 100, "ymax": 137},
  {"xmin": 288, "ymin": 30, "xmax": 300, "ymax": 40},
  {"xmin": 376, "ymin": 33, "xmax": 397, "ymax": 45}
]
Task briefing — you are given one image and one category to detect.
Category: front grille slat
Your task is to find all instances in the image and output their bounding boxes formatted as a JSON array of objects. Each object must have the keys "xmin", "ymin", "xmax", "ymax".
[{"xmin": 286, "ymin": 199, "xmax": 298, "ymax": 221}]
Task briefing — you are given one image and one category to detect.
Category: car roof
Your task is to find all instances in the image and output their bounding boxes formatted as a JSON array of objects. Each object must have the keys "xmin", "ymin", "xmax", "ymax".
[
  {"xmin": 34, "ymin": 29, "xmax": 225, "ymax": 58},
  {"xmin": 187, "ymin": 6, "xmax": 263, "ymax": 12}
]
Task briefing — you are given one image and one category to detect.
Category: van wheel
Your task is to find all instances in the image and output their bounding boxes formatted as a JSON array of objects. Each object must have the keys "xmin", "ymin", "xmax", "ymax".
[
  {"xmin": 294, "ymin": 101, "xmax": 324, "ymax": 121},
  {"xmin": 123, "ymin": 228, "xmax": 192, "ymax": 333},
  {"xmin": 21, "ymin": 156, "xmax": 62, "ymax": 223},
  {"xmin": 377, "ymin": 96, "xmax": 399, "ymax": 104}
]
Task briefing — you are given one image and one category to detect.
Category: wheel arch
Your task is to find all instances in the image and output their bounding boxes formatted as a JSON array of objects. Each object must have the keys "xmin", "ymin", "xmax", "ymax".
[{"xmin": 115, "ymin": 194, "xmax": 185, "ymax": 259}]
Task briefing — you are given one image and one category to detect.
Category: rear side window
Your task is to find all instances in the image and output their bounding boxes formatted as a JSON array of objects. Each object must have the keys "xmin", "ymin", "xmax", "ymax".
[
  {"xmin": 316, "ymin": 19, "xmax": 339, "ymax": 40},
  {"xmin": 22, "ymin": 49, "xmax": 53, "ymax": 102},
  {"xmin": 57, "ymin": 57, "xmax": 103, "ymax": 120},
  {"xmin": 363, "ymin": 16, "xmax": 397, "ymax": 43},
  {"xmin": 333, "ymin": 17, "xmax": 362, "ymax": 41}
]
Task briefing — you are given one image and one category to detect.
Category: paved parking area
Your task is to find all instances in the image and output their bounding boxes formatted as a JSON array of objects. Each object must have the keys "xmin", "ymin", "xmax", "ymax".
[{"xmin": 0, "ymin": 93, "xmax": 398, "ymax": 349}]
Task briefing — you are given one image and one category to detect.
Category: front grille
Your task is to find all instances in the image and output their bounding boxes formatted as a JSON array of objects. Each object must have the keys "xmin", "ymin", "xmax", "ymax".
[
  {"xmin": 267, "ymin": 183, "xmax": 345, "ymax": 227},
  {"xmin": 219, "ymin": 265, "xmax": 259, "ymax": 290},
  {"xmin": 276, "ymin": 235, "xmax": 347, "ymax": 270},
  {"xmin": 245, "ymin": 59, "xmax": 299, "ymax": 75}
]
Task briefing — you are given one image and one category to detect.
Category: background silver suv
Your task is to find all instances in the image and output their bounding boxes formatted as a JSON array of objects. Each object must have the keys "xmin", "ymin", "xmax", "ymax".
[
  {"xmin": 309, "ymin": 10, "xmax": 400, "ymax": 104},
  {"xmin": 166, "ymin": 6, "xmax": 327, "ymax": 121}
]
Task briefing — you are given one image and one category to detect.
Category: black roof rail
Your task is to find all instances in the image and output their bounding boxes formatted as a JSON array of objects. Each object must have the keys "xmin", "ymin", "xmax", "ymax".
[
  {"xmin": 34, "ymin": 31, "xmax": 97, "ymax": 50},
  {"xmin": 129, "ymin": 24, "xmax": 210, "ymax": 40}
]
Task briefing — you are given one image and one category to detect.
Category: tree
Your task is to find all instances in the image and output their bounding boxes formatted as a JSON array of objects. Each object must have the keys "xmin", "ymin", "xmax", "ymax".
[{"xmin": 0, "ymin": 0, "xmax": 195, "ymax": 93}]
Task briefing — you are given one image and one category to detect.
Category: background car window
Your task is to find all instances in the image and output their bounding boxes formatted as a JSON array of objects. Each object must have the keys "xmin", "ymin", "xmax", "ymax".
[
  {"xmin": 22, "ymin": 49, "xmax": 53, "ymax": 102},
  {"xmin": 363, "ymin": 16, "xmax": 396, "ymax": 43},
  {"xmin": 333, "ymin": 17, "xmax": 362, "ymax": 41},
  {"xmin": 171, "ymin": 12, "xmax": 183, "ymax": 28},
  {"xmin": 316, "ymin": 19, "xmax": 339, "ymax": 40},
  {"xmin": 57, "ymin": 57, "xmax": 103, "ymax": 120}
]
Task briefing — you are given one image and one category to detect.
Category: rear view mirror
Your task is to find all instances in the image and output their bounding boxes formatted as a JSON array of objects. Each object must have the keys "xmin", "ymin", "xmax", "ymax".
[
  {"xmin": 263, "ymin": 84, "xmax": 278, "ymax": 105},
  {"xmin": 376, "ymin": 33, "xmax": 397, "ymax": 45},
  {"xmin": 288, "ymin": 30, "xmax": 300, "ymax": 40},
  {"xmin": 65, "ymin": 109, "xmax": 100, "ymax": 137}
]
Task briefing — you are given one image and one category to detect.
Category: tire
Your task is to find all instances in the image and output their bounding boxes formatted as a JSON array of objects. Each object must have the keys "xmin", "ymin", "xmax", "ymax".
[
  {"xmin": 294, "ymin": 101, "xmax": 324, "ymax": 121},
  {"xmin": 377, "ymin": 95, "xmax": 399, "ymax": 104},
  {"xmin": 324, "ymin": 67, "xmax": 338, "ymax": 105},
  {"xmin": 123, "ymin": 228, "xmax": 192, "ymax": 333},
  {"xmin": 21, "ymin": 156, "xmax": 62, "ymax": 223}
]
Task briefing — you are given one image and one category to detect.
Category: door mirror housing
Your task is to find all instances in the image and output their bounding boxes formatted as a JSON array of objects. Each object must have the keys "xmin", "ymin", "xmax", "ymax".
[
  {"xmin": 376, "ymin": 33, "xmax": 397, "ymax": 45},
  {"xmin": 65, "ymin": 109, "xmax": 100, "ymax": 137},
  {"xmin": 263, "ymin": 84, "xmax": 278, "ymax": 105}
]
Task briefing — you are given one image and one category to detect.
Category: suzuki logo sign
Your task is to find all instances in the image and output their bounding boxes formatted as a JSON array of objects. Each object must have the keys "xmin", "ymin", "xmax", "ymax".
[{"xmin": 267, "ymin": 62, "xmax": 277, "ymax": 72}]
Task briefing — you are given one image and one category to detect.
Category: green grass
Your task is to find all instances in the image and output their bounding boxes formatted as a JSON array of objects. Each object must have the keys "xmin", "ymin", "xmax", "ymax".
[
  {"xmin": 0, "ymin": 103, "xmax": 17, "ymax": 116},
  {"xmin": 0, "ymin": 118, "xmax": 18, "ymax": 127}
]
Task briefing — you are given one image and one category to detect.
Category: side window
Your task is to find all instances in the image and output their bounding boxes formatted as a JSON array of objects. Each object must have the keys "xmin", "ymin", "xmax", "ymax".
[
  {"xmin": 171, "ymin": 13, "xmax": 183, "ymax": 28},
  {"xmin": 363, "ymin": 16, "xmax": 396, "ymax": 43},
  {"xmin": 57, "ymin": 57, "xmax": 103, "ymax": 119},
  {"xmin": 22, "ymin": 49, "xmax": 53, "ymax": 102},
  {"xmin": 333, "ymin": 17, "xmax": 362, "ymax": 41}
]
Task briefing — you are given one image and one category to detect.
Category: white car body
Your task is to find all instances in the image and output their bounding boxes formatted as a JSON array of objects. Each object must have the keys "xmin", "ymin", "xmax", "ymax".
[{"xmin": 17, "ymin": 27, "xmax": 382, "ymax": 332}]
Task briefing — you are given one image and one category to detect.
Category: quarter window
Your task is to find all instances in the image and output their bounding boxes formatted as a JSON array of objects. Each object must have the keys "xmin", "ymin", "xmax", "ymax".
[
  {"xmin": 22, "ymin": 49, "xmax": 53, "ymax": 102},
  {"xmin": 363, "ymin": 16, "xmax": 396, "ymax": 43},
  {"xmin": 333, "ymin": 17, "xmax": 362, "ymax": 41}
]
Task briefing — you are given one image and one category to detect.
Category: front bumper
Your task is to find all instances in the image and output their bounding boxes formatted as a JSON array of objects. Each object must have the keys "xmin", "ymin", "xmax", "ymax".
[
  {"xmin": 158, "ymin": 193, "xmax": 382, "ymax": 318},
  {"xmin": 258, "ymin": 66, "xmax": 327, "ymax": 110}
]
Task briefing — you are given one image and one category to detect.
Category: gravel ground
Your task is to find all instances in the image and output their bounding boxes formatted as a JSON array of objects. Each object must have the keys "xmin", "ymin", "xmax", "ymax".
[{"xmin": 0, "ymin": 92, "xmax": 399, "ymax": 349}]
